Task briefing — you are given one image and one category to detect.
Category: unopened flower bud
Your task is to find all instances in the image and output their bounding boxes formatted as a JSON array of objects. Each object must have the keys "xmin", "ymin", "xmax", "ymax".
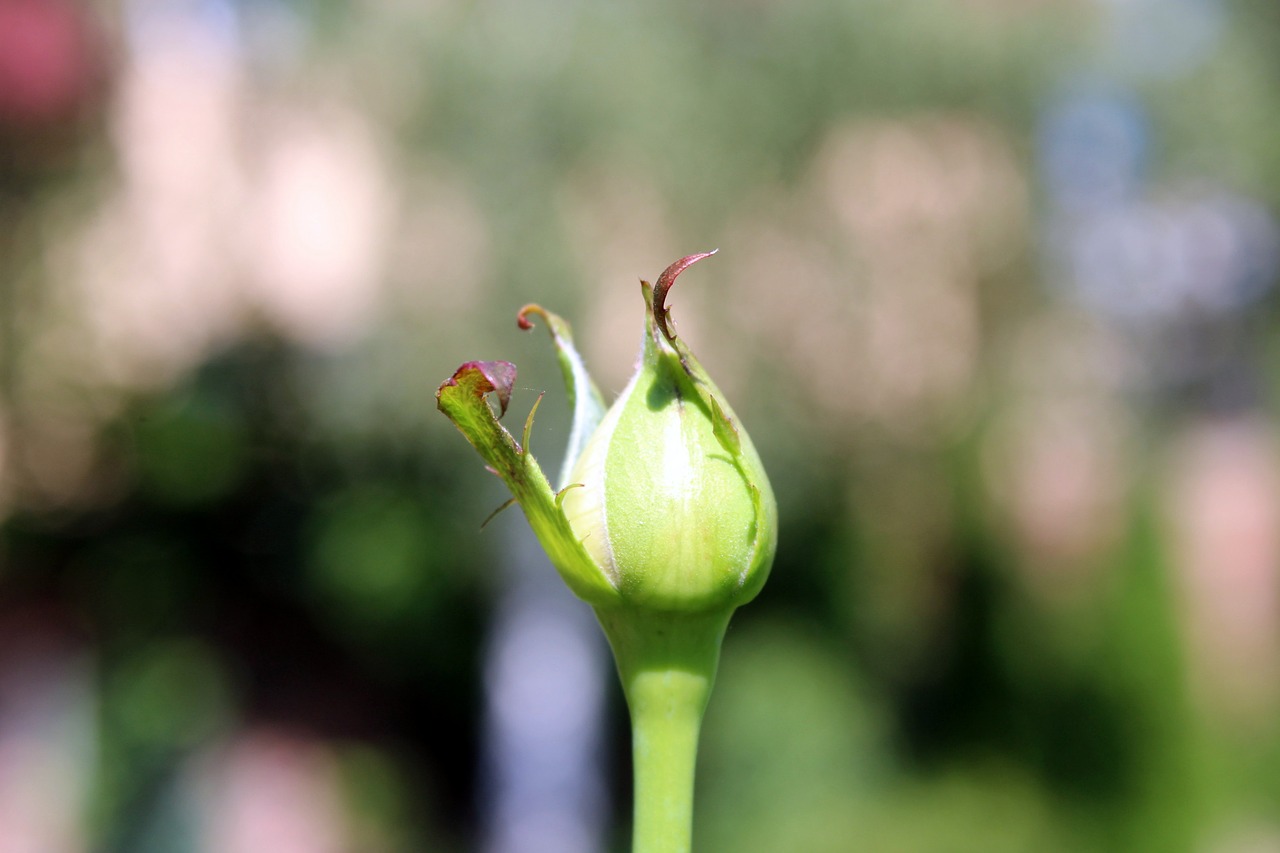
[
  {"xmin": 560, "ymin": 252, "xmax": 776, "ymax": 612},
  {"xmin": 438, "ymin": 252, "xmax": 780, "ymax": 852},
  {"xmin": 437, "ymin": 251, "xmax": 776, "ymax": 614}
]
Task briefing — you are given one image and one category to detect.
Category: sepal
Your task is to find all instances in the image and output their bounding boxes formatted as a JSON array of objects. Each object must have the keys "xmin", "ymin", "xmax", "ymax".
[
  {"xmin": 517, "ymin": 305, "xmax": 607, "ymax": 489},
  {"xmin": 436, "ymin": 361, "xmax": 620, "ymax": 604}
]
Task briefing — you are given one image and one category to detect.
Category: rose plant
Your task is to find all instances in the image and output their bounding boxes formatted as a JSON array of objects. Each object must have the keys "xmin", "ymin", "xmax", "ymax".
[{"xmin": 437, "ymin": 252, "xmax": 777, "ymax": 853}]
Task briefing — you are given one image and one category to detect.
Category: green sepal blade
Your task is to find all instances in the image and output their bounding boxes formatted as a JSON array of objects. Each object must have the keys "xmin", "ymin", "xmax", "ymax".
[
  {"xmin": 436, "ymin": 360, "xmax": 618, "ymax": 604},
  {"xmin": 518, "ymin": 305, "xmax": 607, "ymax": 489}
]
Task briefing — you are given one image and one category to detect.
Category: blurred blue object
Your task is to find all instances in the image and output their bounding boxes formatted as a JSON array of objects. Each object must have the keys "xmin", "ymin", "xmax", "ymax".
[
  {"xmin": 1036, "ymin": 0, "xmax": 1279, "ymax": 389},
  {"xmin": 479, "ymin": 523, "xmax": 610, "ymax": 853},
  {"xmin": 1038, "ymin": 88, "xmax": 1149, "ymax": 214},
  {"xmin": 124, "ymin": 0, "xmax": 242, "ymax": 54}
]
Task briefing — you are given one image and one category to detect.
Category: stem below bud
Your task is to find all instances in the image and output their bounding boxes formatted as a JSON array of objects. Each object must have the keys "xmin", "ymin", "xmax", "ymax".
[{"xmin": 594, "ymin": 605, "xmax": 734, "ymax": 853}]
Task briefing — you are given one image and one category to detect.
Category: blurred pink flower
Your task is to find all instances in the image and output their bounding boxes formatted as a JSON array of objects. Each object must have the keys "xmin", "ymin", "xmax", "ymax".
[
  {"xmin": 202, "ymin": 729, "xmax": 350, "ymax": 853},
  {"xmin": 1166, "ymin": 417, "xmax": 1280, "ymax": 723},
  {"xmin": 0, "ymin": 0, "xmax": 100, "ymax": 126}
]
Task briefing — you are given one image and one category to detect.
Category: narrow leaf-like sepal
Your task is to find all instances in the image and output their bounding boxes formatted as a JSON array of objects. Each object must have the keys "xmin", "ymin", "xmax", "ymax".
[
  {"xmin": 436, "ymin": 362, "xmax": 619, "ymax": 603},
  {"xmin": 518, "ymin": 305, "xmax": 607, "ymax": 489}
]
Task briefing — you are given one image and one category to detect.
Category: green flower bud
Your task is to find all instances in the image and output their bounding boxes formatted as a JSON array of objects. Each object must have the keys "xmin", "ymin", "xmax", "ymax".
[
  {"xmin": 436, "ymin": 251, "xmax": 776, "ymax": 615},
  {"xmin": 437, "ymin": 252, "xmax": 779, "ymax": 853},
  {"xmin": 560, "ymin": 252, "xmax": 776, "ymax": 612}
]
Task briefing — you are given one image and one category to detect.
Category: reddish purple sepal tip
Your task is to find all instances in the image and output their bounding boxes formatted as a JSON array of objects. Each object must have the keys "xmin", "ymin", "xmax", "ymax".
[
  {"xmin": 652, "ymin": 249, "xmax": 718, "ymax": 341},
  {"xmin": 444, "ymin": 360, "xmax": 517, "ymax": 417}
]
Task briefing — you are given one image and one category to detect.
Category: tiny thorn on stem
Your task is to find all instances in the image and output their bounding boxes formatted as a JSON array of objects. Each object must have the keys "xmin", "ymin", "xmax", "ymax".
[
  {"xmin": 480, "ymin": 497, "xmax": 518, "ymax": 529},
  {"xmin": 653, "ymin": 249, "xmax": 718, "ymax": 342},
  {"xmin": 555, "ymin": 482, "xmax": 584, "ymax": 508}
]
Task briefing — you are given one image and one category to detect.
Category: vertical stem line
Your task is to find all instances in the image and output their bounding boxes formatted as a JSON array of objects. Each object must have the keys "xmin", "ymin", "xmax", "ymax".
[
  {"xmin": 627, "ymin": 666, "xmax": 709, "ymax": 853},
  {"xmin": 595, "ymin": 606, "xmax": 733, "ymax": 853}
]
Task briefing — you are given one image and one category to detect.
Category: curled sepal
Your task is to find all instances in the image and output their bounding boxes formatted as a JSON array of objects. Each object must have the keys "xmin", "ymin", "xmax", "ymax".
[
  {"xmin": 518, "ymin": 305, "xmax": 607, "ymax": 489},
  {"xmin": 652, "ymin": 249, "xmax": 717, "ymax": 342},
  {"xmin": 436, "ymin": 362, "xmax": 621, "ymax": 604},
  {"xmin": 459, "ymin": 361, "xmax": 517, "ymax": 417},
  {"xmin": 642, "ymin": 255, "xmax": 744, "ymax": 461}
]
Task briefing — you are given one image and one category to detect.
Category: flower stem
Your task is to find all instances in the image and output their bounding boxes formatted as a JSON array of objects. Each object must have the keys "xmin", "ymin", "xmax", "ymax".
[{"xmin": 595, "ymin": 606, "xmax": 733, "ymax": 853}]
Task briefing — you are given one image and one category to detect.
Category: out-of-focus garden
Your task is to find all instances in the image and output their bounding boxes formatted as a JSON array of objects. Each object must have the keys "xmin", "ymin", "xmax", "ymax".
[{"xmin": 2, "ymin": 0, "xmax": 1280, "ymax": 849}]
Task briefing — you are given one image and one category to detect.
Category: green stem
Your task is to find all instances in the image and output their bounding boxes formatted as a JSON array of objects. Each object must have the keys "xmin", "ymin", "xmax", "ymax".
[{"xmin": 595, "ymin": 606, "xmax": 733, "ymax": 853}]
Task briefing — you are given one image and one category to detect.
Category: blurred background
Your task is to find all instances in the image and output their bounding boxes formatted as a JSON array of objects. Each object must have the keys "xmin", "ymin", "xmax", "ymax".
[{"xmin": 2, "ymin": 0, "xmax": 1280, "ymax": 850}]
